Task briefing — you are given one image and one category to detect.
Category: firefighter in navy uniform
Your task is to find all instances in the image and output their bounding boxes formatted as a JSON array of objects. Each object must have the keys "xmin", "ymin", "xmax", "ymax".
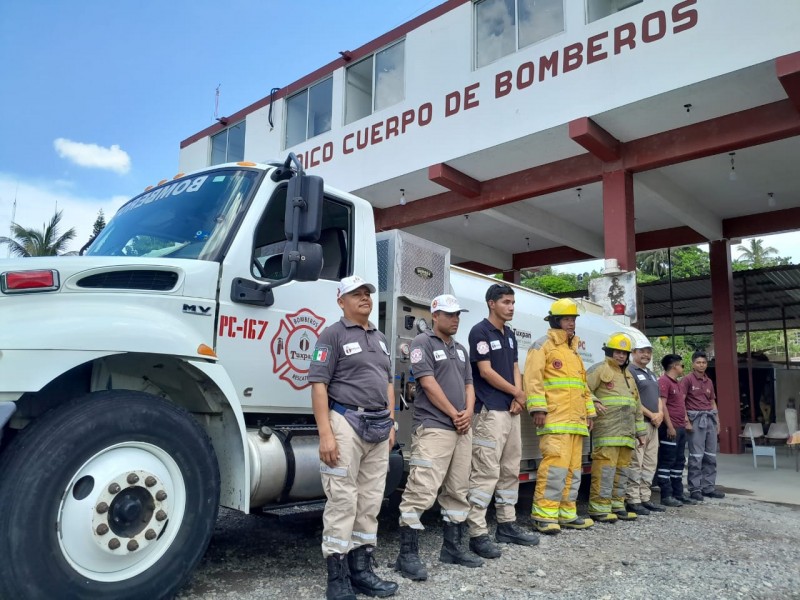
[{"xmin": 309, "ymin": 276, "xmax": 399, "ymax": 600}]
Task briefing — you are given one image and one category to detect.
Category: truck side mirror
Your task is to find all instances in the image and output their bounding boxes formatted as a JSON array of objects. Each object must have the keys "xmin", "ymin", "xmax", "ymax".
[
  {"xmin": 285, "ymin": 175, "xmax": 323, "ymax": 242},
  {"xmin": 282, "ymin": 242, "xmax": 323, "ymax": 282}
]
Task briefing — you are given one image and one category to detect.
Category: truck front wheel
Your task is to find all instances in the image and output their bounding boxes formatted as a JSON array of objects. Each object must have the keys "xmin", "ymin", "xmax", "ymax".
[{"xmin": 0, "ymin": 391, "xmax": 220, "ymax": 600}]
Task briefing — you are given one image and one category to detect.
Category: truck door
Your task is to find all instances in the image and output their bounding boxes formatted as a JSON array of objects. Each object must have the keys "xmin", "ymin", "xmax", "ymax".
[{"xmin": 216, "ymin": 183, "xmax": 354, "ymax": 411}]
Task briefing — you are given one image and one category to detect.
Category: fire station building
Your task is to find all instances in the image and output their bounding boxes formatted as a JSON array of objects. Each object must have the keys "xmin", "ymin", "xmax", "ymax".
[{"xmin": 179, "ymin": 0, "xmax": 800, "ymax": 453}]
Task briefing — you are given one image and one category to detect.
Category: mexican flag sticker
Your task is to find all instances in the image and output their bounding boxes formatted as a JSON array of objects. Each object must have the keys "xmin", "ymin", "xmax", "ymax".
[{"xmin": 312, "ymin": 345, "xmax": 330, "ymax": 362}]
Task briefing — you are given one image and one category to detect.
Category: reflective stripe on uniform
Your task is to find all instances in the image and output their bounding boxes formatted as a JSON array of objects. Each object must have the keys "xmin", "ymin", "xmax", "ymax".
[
  {"xmin": 320, "ymin": 465, "xmax": 348, "ymax": 477},
  {"xmin": 537, "ymin": 423, "xmax": 589, "ymax": 436},
  {"xmin": 352, "ymin": 531, "xmax": 377, "ymax": 541},
  {"xmin": 542, "ymin": 378, "xmax": 587, "ymax": 389},
  {"xmin": 400, "ymin": 512, "xmax": 424, "ymax": 530},
  {"xmin": 704, "ymin": 452, "xmax": 716, "ymax": 457},
  {"xmin": 599, "ymin": 396, "xmax": 637, "ymax": 407},
  {"xmin": 473, "ymin": 438, "xmax": 497, "ymax": 449},
  {"xmin": 469, "ymin": 488, "xmax": 491, "ymax": 507},
  {"xmin": 660, "ymin": 440, "xmax": 677, "ymax": 446},
  {"xmin": 526, "ymin": 394, "xmax": 547, "ymax": 411},
  {"xmin": 593, "ymin": 436, "xmax": 635, "ymax": 448},
  {"xmin": 409, "ymin": 458, "xmax": 433, "ymax": 467},
  {"xmin": 600, "ymin": 466, "xmax": 615, "ymax": 498},
  {"xmin": 323, "ymin": 535, "xmax": 349, "ymax": 547},
  {"xmin": 494, "ymin": 489, "xmax": 518, "ymax": 505}
]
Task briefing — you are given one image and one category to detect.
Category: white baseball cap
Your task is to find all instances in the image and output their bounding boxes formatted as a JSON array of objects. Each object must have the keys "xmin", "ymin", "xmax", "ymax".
[
  {"xmin": 430, "ymin": 294, "xmax": 468, "ymax": 314},
  {"xmin": 337, "ymin": 275, "xmax": 377, "ymax": 297}
]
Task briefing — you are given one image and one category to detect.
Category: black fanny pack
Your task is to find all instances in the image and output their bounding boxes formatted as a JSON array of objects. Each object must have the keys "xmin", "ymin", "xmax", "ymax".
[{"xmin": 331, "ymin": 401, "xmax": 392, "ymax": 444}]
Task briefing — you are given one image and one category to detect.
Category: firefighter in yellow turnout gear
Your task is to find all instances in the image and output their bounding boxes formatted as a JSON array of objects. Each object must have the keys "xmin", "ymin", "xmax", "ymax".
[
  {"xmin": 587, "ymin": 333, "xmax": 647, "ymax": 523},
  {"xmin": 524, "ymin": 299, "xmax": 596, "ymax": 535}
]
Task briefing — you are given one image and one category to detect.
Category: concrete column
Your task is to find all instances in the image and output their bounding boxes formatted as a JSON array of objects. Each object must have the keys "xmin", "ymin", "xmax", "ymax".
[
  {"xmin": 502, "ymin": 270, "xmax": 520, "ymax": 284},
  {"xmin": 602, "ymin": 170, "xmax": 636, "ymax": 272},
  {"xmin": 709, "ymin": 240, "xmax": 741, "ymax": 454}
]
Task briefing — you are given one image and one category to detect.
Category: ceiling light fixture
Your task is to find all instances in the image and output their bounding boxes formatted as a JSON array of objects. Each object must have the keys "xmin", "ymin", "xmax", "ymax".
[
  {"xmin": 728, "ymin": 152, "xmax": 737, "ymax": 181},
  {"xmin": 767, "ymin": 192, "xmax": 776, "ymax": 208},
  {"xmin": 576, "ymin": 187, "xmax": 582, "ymax": 203},
  {"xmin": 463, "ymin": 214, "xmax": 469, "ymax": 228},
  {"xmin": 526, "ymin": 236, "xmax": 530, "ymax": 251},
  {"xmin": 399, "ymin": 188, "xmax": 406, "ymax": 206},
  {"xmin": 684, "ymin": 103, "xmax": 692, "ymax": 113}
]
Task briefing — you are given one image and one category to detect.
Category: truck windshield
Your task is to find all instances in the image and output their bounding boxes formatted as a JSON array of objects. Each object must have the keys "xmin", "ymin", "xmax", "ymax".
[{"xmin": 86, "ymin": 168, "xmax": 260, "ymax": 260}]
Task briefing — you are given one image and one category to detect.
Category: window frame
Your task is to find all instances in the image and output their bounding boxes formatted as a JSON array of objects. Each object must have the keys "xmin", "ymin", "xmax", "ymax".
[
  {"xmin": 473, "ymin": 0, "xmax": 565, "ymax": 69},
  {"xmin": 284, "ymin": 76, "xmax": 334, "ymax": 149},
  {"xmin": 210, "ymin": 120, "xmax": 246, "ymax": 165},
  {"xmin": 344, "ymin": 39, "xmax": 406, "ymax": 125},
  {"xmin": 585, "ymin": 0, "xmax": 643, "ymax": 24}
]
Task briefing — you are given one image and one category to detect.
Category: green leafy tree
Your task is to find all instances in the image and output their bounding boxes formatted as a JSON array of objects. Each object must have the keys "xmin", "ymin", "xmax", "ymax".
[
  {"xmin": 670, "ymin": 246, "xmax": 710, "ymax": 279},
  {"xmin": 734, "ymin": 238, "xmax": 790, "ymax": 269},
  {"xmin": 90, "ymin": 209, "xmax": 107, "ymax": 241},
  {"xmin": 637, "ymin": 249, "xmax": 669, "ymax": 278},
  {"xmin": 0, "ymin": 210, "xmax": 76, "ymax": 257}
]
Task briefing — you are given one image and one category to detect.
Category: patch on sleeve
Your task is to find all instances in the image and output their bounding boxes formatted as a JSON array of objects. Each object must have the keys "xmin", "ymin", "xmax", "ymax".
[
  {"xmin": 552, "ymin": 359, "xmax": 563, "ymax": 370},
  {"xmin": 476, "ymin": 341, "xmax": 490, "ymax": 355},
  {"xmin": 605, "ymin": 381, "xmax": 615, "ymax": 390},
  {"xmin": 312, "ymin": 345, "xmax": 330, "ymax": 363},
  {"xmin": 410, "ymin": 348, "xmax": 423, "ymax": 364}
]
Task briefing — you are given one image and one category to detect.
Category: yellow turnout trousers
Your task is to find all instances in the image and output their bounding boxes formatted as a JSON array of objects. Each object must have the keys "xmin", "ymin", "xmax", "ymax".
[
  {"xmin": 589, "ymin": 445, "xmax": 633, "ymax": 515},
  {"xmin": 532, "ymin": 433, "xmax": 583, "ymax": 523}
]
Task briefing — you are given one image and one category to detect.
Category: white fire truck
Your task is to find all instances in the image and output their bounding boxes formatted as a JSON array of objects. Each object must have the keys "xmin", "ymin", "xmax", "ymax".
[{"xmin": 0, "ymin": 156, "xmax": 629, "ymax": 599}]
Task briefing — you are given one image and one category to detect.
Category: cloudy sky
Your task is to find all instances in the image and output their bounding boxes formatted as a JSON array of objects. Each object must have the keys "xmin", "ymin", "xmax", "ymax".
[
  {"xmin": 1, "ymin": 1, "xmax": 797, "ymax": 265},
  {"xmin": 0, "ymin": 0, "xmax": 443, "ymax": 254}
]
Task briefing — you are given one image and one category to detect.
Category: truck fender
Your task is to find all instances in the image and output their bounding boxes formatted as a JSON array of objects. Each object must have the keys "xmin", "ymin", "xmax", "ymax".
[{"xmin": 183, "ymin": 360, "xmax": 251, "ymax": 513}]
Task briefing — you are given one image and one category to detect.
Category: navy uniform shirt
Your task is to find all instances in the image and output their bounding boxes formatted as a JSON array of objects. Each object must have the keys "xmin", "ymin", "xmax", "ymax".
[
  {"xmin": 628, "ymin": 364, "xmax": 660, "ymax": 418},
  {"xmin": 468, "ymin": 318, "xmax": 518, "ymax": 412},
  {"xmin": 308, "ymin": 317, "xmax": 391, "ymax": 410},
  {"xmin": 409, "ymin": 329, "xmax": 472, "ymax": 430}
]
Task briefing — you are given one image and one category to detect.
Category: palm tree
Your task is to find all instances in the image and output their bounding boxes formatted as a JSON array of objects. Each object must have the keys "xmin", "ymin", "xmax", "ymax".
[
  {"xmin": 737, "ymin": 238, "xmax": 779, "ymax": 268},
  {"xmin": 0, "ymin": 210, "xmax": 77, "ymax": 257},
  {"xmin": 637, "ymin": 249, "xmax": 670, "ymax": 278}
]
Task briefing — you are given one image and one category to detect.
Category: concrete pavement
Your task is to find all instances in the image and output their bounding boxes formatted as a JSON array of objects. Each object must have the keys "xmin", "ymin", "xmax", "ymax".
[{"xmin": 715, "ymin": 446, "xmax": 800, "ymax": 506}]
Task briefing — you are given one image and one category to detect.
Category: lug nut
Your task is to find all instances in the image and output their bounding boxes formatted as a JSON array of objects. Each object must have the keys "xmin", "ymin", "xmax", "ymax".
[
  {"xmin": 127, "ymin": 473, "xmax": 140, "ymax": 485},
  {"xmin": 144, "ymin": 476, "xmax": 157, "ymax": 487},
  {"xmin": 145, "ymin": 529, "xmax": 157, "ymax": 540},
  {"xmin": 96, "ymin": 524, "xmax": 109, "ymax": 535},
  {"xmin": 108, "ymin": 538, "xmax": 121, "ymax": 550},
  {"xmin": 96, "ymin": 502, "xmax": 109, "ymax": 514},
  {"xmin": 155, "ymin": 510, "xmax": 167, "ymax": 522},
  {"xmin": 127, "ymin": 540, "xmax": 139, "ymax": 552},
  {"xmin": 155, "ymin": 490, "xmax": 167, "ymax": 501},
  {"xmin": 108, "ymin": 483, "xmax": 121, "ymax": 495}
]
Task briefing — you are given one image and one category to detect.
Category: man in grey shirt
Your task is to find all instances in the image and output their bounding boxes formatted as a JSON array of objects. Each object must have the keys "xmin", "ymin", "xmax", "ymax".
[
  {"xmin": 394, "ymin": 294, "xmax": 483, "ymax": 581},
  {"xmin": 625, "ymin": 335, "xmax": 666, "ymax": 515},
  {"xmin": 309, "ymin": 275, "xmax": 398, "ymax": 600}
]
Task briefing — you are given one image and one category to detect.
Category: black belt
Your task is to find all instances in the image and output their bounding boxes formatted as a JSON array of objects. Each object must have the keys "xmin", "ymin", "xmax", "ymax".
[{"xmin": 330, "ymin": 400, "xmax": 385, "ymax": 414}]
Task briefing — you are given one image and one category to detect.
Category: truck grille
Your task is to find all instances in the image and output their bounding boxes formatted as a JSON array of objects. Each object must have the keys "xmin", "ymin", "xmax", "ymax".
[{"xmin": 77, "ymin": 270, "xmax": 179, "ymax": 291}]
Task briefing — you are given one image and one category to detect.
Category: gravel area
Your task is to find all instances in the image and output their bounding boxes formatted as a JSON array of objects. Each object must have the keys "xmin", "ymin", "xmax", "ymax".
[{"xmin": 177, "ymin": 487, "xmax": 800, "ymax": 600}]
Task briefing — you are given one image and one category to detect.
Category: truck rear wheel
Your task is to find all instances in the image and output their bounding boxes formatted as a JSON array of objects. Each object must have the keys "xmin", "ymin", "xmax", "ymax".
[{"xmin": 0, "ymin": 391, "xmax": 220, "ymax": 600}]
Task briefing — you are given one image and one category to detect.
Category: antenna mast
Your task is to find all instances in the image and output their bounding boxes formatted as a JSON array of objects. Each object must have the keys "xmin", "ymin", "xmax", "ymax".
[{"xmin": 214, "ymin": 84, "xmax": 221, "ymax": 121}]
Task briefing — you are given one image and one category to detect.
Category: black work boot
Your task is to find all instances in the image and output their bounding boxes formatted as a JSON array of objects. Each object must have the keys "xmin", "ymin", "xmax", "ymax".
[
  {"xmin": 495, "ymin": 521, "xmax": 540, "ymax": 546},
  {"xmin": 625, "ymin": 502, "xmax": 651, "ymax": 516},
  {"xmin": 326, "ymin": 554, "xmax": 356, "ymax": 600},
  {"xmin": 469, "ymin": 534, "xmax": 502, "ymax": 559},
  {"xmin": 439, "ymin": 522, "xmax": 484, "ymax": 568},
  {"xmin": 348, "ymin": 546, "xmax": 399, "ymax": 597},
  {"xmin": 394, "ymin": 526, "xmax": 428, "ymax": 581}
]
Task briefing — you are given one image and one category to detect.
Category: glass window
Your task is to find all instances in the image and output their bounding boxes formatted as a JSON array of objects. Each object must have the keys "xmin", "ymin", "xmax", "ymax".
[
  {"xmin": 519, "ymin": 0, "xmax": 564, "ymax": 48},
  {"xmin": 88, "ymin": 169, "xmax": 259, "ymax": 261},
  {"xmin": 285, "ymin": 78, "xmax": 333, "ymax": 148},
  {"xmin": 586, "ymin": 0, "xmax": 643, "ymax": 23},
  {"xmin": 345, "ymin": 41, "xmax": 405, "ymax": 124},
  {"xmin": 475, "ymin": 0, "xmax": 564, "ymax": 68},
  {"xmin": 475, "ymin": 0, "xmax": 516, "ymax": 68},
  {"xmin": 210, "ymin": 121, "xmax": 246, "ymax": 165}
]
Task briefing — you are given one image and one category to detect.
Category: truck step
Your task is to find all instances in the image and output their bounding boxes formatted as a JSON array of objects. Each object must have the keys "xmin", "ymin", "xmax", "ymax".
[{"xmin": 260, "ymin": 500, "xmax": 326, "ymax": 520}]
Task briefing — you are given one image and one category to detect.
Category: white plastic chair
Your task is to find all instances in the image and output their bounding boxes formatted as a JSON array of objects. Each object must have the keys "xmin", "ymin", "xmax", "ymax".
[
  {"xmin": 766, "ymin": 422, "xmax": 790, "ymax": 443},
  {"xmin": 749, "ymin": 426, "xmax": 777, "ymax": 469}
]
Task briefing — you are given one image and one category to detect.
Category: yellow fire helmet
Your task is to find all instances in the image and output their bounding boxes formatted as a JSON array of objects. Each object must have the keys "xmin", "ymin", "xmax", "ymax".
[
  {"xmin": 604, "ymin": 332, "xmax": 633, "ymax": 353},
  {"xmin": 544, "ymin": 298, "xmax": 580, "ymax": 321}
]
